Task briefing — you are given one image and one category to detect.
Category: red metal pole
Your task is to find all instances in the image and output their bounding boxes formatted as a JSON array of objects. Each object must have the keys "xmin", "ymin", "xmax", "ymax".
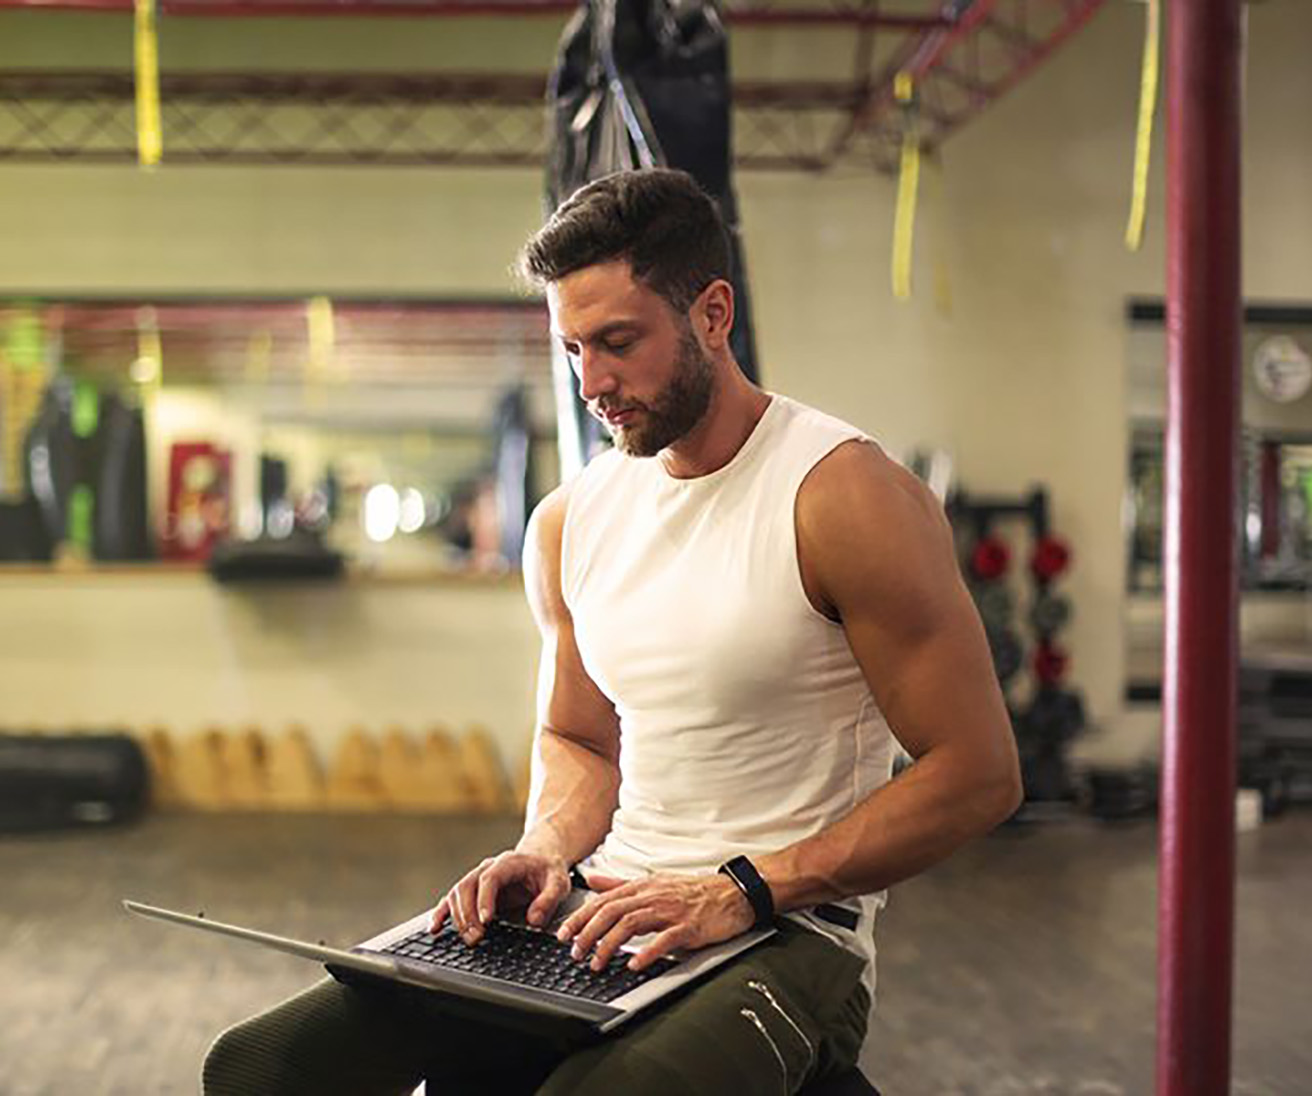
[{"xmin": 1159, "ymin": 0, "xmax": 1242, "ymax": 1093}]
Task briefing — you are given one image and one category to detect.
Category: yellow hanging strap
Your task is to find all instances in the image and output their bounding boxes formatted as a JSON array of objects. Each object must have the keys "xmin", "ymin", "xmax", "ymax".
[
  {"xmin": 924, "ymin": 152, "xmax": 953, "ymax": 316},
  {"xmin": 134, "ymin": 0, "xmax": 162, "ymax": 168},
  {"xmin": 246, "ymin": 330, "xmax": 273, "ymax": 385},
  {"xmin": 891, "ymin": 72, "xmax": 921, "ymax": 301},
  {"xmin": 1125, "ymin": 0, "xmax": 1160, "ymax": 251},
  {"xmin": 306, "ymin": 296, "xmax": 336, "ymax": 406},
  {"xmin": 134, "ymin": 306, "xmax": 163, "ymax": 391}
]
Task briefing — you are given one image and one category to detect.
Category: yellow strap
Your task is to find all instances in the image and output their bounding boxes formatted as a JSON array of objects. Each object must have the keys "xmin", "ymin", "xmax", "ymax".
[
  {"xmin": 891, "ymin": 73, "xmax": 921, "ymax": 301},
  {"xmin": 246, "ymin": 330, "xmax": 273, "ymax": 384},
  {"xmin": 924, "ymin": 154, "xmax": 953, "ymax": 316},
  {"xmin": 134, "ymin": 0, "xmax": 162, "ymax": 168},
  {"xmin": 1125, "ymin": 0, "xmax": 1160, "ymax": 251}
]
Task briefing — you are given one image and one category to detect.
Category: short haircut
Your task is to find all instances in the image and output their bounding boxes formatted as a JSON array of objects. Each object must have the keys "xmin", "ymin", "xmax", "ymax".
[{"xmin": 518, "ymin": 168, "xmax": 732, "ymax": 313}]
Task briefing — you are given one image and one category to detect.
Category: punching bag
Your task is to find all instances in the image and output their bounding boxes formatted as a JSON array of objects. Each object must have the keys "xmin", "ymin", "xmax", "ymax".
[{"xmin": 545, "ymin": 0, "xmax": 760, "ymax": 476}]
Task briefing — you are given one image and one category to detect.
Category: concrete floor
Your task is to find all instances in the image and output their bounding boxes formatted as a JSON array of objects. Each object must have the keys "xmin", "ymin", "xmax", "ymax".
[{"xmin": 0, "ymin": 810, "xmax": 1307, "ymax": 1095}]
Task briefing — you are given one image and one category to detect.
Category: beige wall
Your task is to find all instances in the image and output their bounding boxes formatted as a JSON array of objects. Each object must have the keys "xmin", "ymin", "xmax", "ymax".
[{"xmin": 1, "ymin": 2, "xmax": 1310, "ymax": 764}]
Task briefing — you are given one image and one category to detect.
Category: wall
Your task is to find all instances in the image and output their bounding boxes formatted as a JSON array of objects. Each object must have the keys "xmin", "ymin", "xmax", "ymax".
[{"xmin": 0, "ymin": 1, "xmax": 1310, "ymax": 765}]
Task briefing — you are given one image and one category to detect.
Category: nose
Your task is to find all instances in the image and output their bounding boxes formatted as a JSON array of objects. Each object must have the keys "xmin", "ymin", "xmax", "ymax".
[{"xmin": 575, "ymin": 348, "xmax": 619, "ymax": 403}]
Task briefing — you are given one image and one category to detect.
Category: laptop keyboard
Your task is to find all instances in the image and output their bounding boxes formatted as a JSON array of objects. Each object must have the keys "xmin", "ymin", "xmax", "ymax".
[{"xmin": 380, "ymin": 921, "xmax": 678, "ymax": 1004}]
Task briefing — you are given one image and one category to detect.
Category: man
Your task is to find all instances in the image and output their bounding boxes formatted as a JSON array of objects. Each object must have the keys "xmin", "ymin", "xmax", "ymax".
[{"xmin": 203, "ymin": 168, "xmax": 1020, "ymax": 1095}]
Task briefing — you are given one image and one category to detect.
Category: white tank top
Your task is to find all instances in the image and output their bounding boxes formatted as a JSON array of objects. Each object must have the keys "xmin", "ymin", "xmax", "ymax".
[{"xmin": 561, "ymin": 393, "xmax": 896, "ymax": 995}]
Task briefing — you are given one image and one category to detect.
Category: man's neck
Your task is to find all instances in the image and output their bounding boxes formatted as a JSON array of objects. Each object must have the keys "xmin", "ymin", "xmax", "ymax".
[{"xmin": 658, "ymin": 370, "xmax": 771, "ymax": 480}]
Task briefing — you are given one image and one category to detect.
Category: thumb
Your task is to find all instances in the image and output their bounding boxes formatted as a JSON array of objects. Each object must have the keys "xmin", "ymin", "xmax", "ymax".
[{"xmin": 526, "ymin": 873, "xmax": 567, "ymax": 926}]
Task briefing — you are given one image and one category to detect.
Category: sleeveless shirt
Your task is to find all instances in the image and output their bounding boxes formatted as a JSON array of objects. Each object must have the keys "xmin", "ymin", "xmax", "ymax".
[{"xmin": 561, "ymin": 393, "xmax": 896, "ymax": 998}]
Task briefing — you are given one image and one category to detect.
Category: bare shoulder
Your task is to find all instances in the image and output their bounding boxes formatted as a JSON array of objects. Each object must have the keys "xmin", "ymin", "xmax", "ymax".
[
  {"xmin": 796, "ymin": 439, "xmax": 959, "ymax": 624},
  {"xmin": 523, "ymin": 479, "xmax": 578, "ymax": 631},
  {"xmin": 798, "ymin": 438, "xmax": 948, "ymax": 542}
]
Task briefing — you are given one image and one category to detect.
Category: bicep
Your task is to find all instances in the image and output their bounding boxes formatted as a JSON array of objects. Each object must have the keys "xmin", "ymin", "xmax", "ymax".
[{"xmin": 801, "ymin": 447, "xmax": 1013, "ymax": 763}]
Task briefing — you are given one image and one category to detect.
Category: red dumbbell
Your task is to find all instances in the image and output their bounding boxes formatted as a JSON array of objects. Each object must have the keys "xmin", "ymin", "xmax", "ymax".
[
  {"xmin": 1033, "ymin": 642, "xmax": 1070, "ymax": 685},
  {"xmin": 970, "ymin": 537, "xmax": 1011, "ymax": 581},
  {"xmin": 1031, "ymin": 536, "xmax": 1072, "ymax": 582}
]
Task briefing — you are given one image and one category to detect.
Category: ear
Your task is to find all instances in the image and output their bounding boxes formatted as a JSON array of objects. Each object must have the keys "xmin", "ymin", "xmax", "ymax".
[{"xmin": 695, "ymin": 279, "xmax": 735, "ymax": 351}]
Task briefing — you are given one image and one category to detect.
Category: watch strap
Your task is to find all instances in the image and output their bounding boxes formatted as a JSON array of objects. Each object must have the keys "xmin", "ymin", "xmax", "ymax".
[{"xmin": 718, "ymin": 855, "xmax": 775, "ymax": 929}]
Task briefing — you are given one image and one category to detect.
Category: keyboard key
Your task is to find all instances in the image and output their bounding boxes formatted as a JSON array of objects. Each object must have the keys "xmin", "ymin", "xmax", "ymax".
[{"xmin": 380, "ymin": 922, "xmax": 676, "ymax": 1003}]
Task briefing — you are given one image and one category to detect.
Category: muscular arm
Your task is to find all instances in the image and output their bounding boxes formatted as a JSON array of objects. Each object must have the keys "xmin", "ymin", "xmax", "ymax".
[
  {"xmin": 560, "ymin": 441, "xmax": 1022, "ymax": 972},
  {"xmin": 431, "ymin": 483, "xmax": 621, "ymax": 940},
  {"xmin": 516, "ymin": 482, "xmax": 622, "ymax": 868},
  {"xmin": 755, "ymin": 441, "xmax": 1023, "ymax": 910}
]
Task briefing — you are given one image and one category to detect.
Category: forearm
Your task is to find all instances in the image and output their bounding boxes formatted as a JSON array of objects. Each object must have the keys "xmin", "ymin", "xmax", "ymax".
[
  {"xmin": 756, "ymin": 744, "xmax": 1021, "ymax": 912},
  {"xmin": 516, "ymin": 724, "xmax": 621, "ymax": 867}
]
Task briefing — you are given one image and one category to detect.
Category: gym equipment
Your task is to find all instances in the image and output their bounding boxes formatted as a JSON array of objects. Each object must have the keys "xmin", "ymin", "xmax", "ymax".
[
  {"xmin": 1030, "ymin": 591, "xmax": 1073, "ymax": 635},
  {"xmin": 969, "ymin": 536, "xmax": 1010, "ymax": 581},
  {"xmin": 207, "ymin": 528, "xmax": 345, "ymax": 583},
  {"xmin": 491, "ymin": 383, "xmax": 534, "ymax": 567},
  {"xmin": 1031, "ymin": 534, "xmax": 1072, "ymax": 581},
  {"xmin": 973, "ymin": 582, "xmax": 1015, "ymax": 631},
  {"xmin": 949, "ymin": 485, "xmax": 1084, "ymax": 814},
  {"xmin": 0, "ymin": 732, "xmax": 149, "ymax": 832},
  {"xmin": 987, "ymin": 628, "xmax": 1024, "ymax": 685},
  {"xmin": 1033, "ymin": 641, "xmax": 1070, "ymax": 686},
  {"xmin": 1023, "ymin": 687, "xmax": 1085, "ymax": 745},
  {"xmin": 544, "ymin": 0, "xmax": 759, "ymax": 475}
]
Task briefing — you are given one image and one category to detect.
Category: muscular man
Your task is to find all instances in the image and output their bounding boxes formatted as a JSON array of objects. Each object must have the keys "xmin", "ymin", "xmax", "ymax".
[{"xmin": 203, "ymin": 168, "xmax": 1020, "ymax": 1095}]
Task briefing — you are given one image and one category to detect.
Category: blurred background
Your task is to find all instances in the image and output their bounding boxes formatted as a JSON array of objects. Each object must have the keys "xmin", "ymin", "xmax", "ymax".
[{"xmin": 0, "ymin": 1, "xmax": 1308, "ymax": 1092}]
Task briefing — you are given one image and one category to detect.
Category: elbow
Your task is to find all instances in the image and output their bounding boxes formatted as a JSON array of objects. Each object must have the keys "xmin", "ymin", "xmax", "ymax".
[{"xmin": 991, "ymin": 759, "xmax": 1024, "ymax": 826}]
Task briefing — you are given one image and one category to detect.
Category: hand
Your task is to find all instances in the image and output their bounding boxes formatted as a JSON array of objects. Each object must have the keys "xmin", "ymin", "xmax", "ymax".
[
  {"xmin": 430, "ymin": 851, "xmax": 571, "ymax": 945},
  {"xmin": 556, "ymin": 871, "xmax": 756, "ymax": 974}
]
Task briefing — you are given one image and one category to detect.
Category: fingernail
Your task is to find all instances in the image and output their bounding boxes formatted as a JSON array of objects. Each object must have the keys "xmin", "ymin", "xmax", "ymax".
[
  {"xmin": 627, "ymin": 958, "xmax": 639, "ymax": 971},
  {"xmin": 557, "ymin": 927, "xmax": 569, "ymax": 942},
  {"xmin": 571, "ymin": 944, "xmax": 582, "ymax": 959}
]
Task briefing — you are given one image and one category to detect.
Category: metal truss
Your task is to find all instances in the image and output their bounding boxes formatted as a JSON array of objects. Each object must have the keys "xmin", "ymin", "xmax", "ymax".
[
  {"xmin": 0, "ymin": 0, "xmax": 1110, "ymax": 173},
  {"xmin": 0, "ymin": 0, "xmax": 951, "ymax": 28}
]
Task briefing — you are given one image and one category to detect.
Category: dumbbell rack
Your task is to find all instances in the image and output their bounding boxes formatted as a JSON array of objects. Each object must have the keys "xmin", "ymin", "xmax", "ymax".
[{"xmin": 948, "ymin": 487, "xmax": 1084, "ymax": 817}]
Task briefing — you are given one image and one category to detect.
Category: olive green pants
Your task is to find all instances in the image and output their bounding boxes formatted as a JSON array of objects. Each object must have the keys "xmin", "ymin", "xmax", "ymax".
[{"xmin": 202, "ymin": 922, "xmax": 870, "ymax": 1096}]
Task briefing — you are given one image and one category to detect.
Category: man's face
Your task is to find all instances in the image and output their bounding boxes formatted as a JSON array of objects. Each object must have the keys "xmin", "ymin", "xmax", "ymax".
[{"xmin": 548, "ymin": 261, "xmax": 714, "ymax": 458}]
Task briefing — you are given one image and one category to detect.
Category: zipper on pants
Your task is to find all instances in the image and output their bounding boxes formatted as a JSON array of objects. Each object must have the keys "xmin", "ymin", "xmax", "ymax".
[
  {"xmin": 739, "ymin": 1007, "xmax": 789, "ymax": 1093},
  {"xmin": 747, "ymin": 979, "xmax": 816, "ymax": 1074}
]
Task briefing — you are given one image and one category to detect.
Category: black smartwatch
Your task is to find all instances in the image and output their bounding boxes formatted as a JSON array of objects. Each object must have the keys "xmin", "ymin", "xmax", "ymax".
[{"xmin": 718, "ymin": 855, "xmax": 776, "ymax": 930}]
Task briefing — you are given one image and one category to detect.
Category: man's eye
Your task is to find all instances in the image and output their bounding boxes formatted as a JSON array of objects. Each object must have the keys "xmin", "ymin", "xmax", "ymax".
[{"xmin": 605, "ymin": 341, "xmax": 634, "ymax": 355}]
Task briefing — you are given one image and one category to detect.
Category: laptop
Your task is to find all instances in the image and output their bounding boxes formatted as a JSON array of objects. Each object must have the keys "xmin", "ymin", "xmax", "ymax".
[{"xmin": 123, "ymin": 880, "xmax": 775, "ymax": 1037}]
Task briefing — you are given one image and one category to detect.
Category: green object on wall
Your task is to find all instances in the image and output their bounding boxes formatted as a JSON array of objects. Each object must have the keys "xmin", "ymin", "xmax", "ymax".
[
  {"xmin": 69, "ymin": 484, "xmax": 94, "ymax": 554},
  {"xmin": 4, "ymin": 308, "xmax": 44, "ymax": 372},
  {"xmin": 72, "ymin": 381, "xmax": 99, "ymax": 439}
]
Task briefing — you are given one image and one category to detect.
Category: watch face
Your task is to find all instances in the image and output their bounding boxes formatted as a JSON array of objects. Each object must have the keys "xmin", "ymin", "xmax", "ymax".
[{"xmin": 1253, "ymin": 335, "xmax": 1312, "ymax": 404}]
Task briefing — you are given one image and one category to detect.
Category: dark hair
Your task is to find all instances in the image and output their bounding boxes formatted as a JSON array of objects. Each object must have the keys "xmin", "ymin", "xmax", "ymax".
[{"xmin": 518, "ymin": 169, "xmax": 731, "ymax": 313}]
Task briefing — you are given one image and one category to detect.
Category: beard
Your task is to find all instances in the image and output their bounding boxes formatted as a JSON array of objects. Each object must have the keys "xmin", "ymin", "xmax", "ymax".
[{"xmin": 602, "ymin": 327, "xmax": 715, "ymax": 458}]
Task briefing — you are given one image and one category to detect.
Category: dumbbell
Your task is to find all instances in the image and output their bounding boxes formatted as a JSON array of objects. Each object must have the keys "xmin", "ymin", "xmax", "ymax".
[
  {"xmin": 1031, "ymin": 535, "xmax": 1072, "ymax": 582},
  {"xmin": 1026, "ymin": 687, "xmax": 1084, "ymax": 743},
  {"xmin": 1030, "ymin": 592, "xmax": 1073, "ymax": 635},
  {"xmin": 988, "ymin": 628, "xmax": 1024, "ymax": 685},
  {"xmin": 974, "ymin": 583, "xmax": 1015, "ymax": 632},
  {"xmin": 1033, "ymin": 641, "xmax": 1070, "ymax": 686},
  {"xmin": 970, "ymin": 536, "xmax": 1010, "ymax": 581}
]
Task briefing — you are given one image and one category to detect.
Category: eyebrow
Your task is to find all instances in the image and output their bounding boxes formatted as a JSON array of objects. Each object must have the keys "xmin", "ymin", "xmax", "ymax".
[{"xmin": 552, "ymin": 320, "xmax": 644, "ymax": 346}]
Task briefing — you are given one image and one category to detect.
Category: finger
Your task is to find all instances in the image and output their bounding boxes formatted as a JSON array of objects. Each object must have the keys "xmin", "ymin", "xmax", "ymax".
[
  {"xmin": 557, "ymin": 883, "xmax": 636, "ymax": 942},
  {"xmin": 475, "ymin": 866, "xmax": 505, "ymax": 927},
  {"xmin": 526, "ymin": 870, "xmax": 569, "ymax": 928},
  {"xmin": 430, "ymin": 898, "xmax": 450, "ymax": 933},
  {"xmin": 589, "ymin": 910, "xmax": 657, "ymax": 971},
  {"xmin": 570, "ymin": 895, "xmax": 646, "ymax": 961},
  {"xmin": 628, "ymin": 925, "xmax": 688, "ymax": 971},
  {"xmin": 581, "ymin": 871, "xmax": 627, "ymax": 892},
  {"xmin": 455, "ymin": 886, "xmax": 483, "ymax": 942}
]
